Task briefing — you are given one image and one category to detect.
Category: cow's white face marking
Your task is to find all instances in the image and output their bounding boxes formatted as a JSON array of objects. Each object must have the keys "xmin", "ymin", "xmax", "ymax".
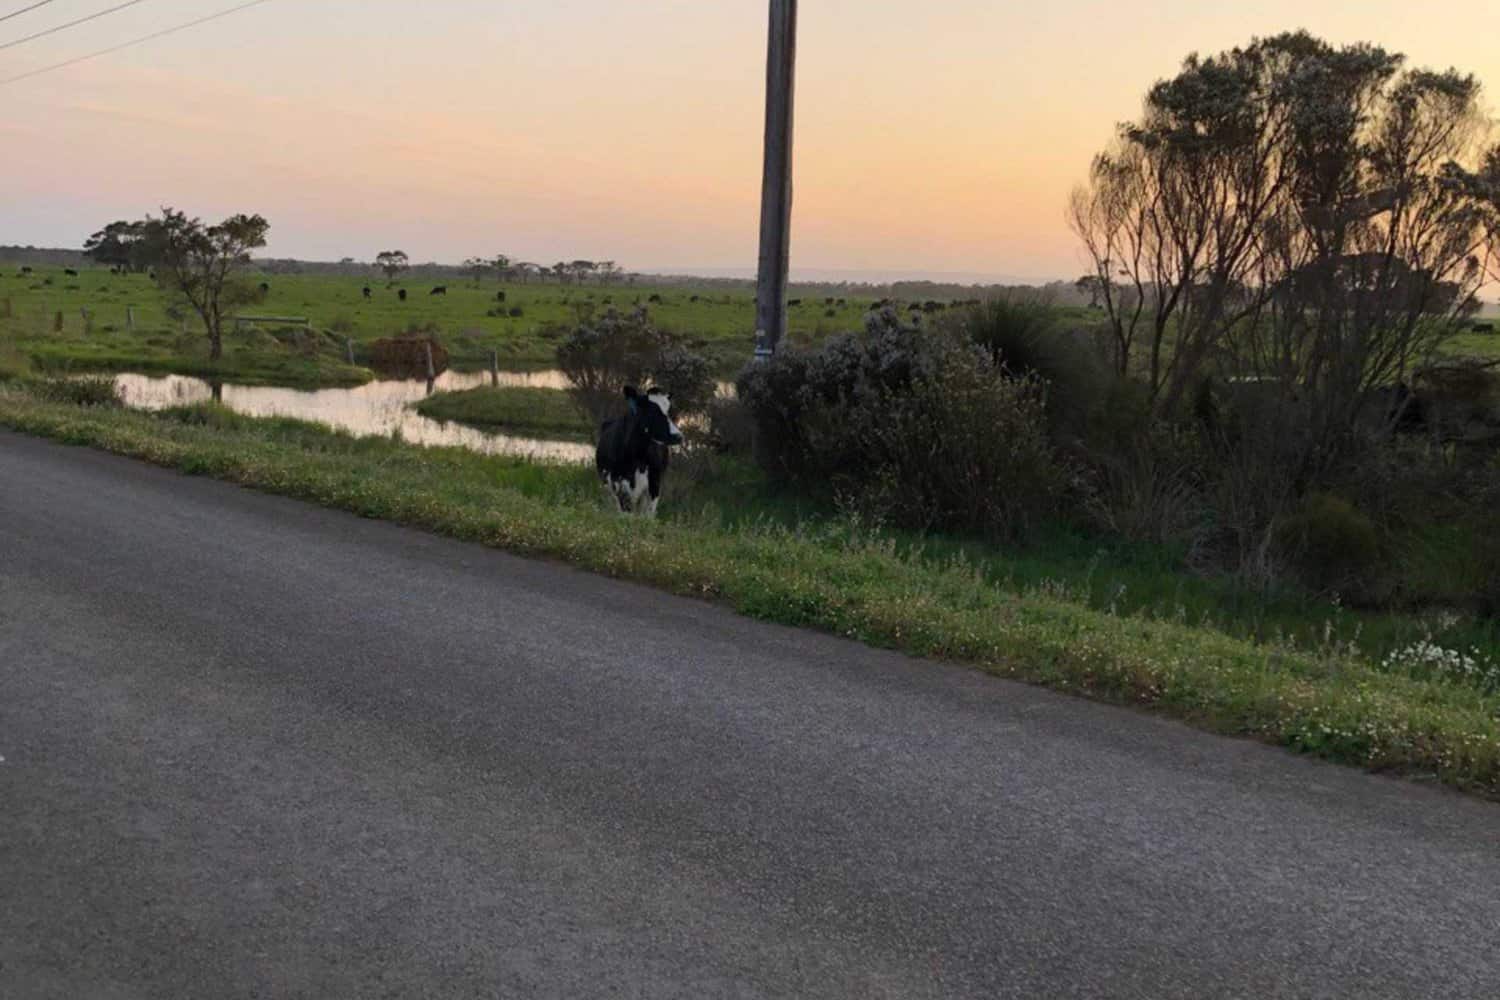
[{"xmin": 647, "ymin": 392, "xmax": 682, "ymax": 442}]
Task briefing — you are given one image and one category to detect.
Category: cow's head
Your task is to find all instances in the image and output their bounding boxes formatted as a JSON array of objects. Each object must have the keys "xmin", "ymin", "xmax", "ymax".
[{"xmin": 625, "ymin": 385, "xmax": 683, "ymax": 446}]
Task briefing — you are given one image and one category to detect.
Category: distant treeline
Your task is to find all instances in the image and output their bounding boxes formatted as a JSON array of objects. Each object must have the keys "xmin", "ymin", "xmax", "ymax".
[
  {"xmin": 0, "ymin": 246, "xmax": 87, "ymax": 268},
  {"xmin": 0, "ymin": 246, "xmax": 1089, "ymax": 305},
  {"xmin": 624, "ymin": 272, "xmax": 1091, "ymax": 305}
]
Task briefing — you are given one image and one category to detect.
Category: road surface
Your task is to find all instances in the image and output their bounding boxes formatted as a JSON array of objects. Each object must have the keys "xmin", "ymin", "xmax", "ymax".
[{"xmin": 2, "ymin": 430, "xmax": 1497, "ymax": 998}]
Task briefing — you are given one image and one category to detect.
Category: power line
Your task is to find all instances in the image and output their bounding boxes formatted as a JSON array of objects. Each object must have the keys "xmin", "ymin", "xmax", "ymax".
[
  {"xmin": 0, "ymin": 1, "xmax": 61, "ymax": 25},
  {"xmin": 0, "ymin": 0, "xmax": 276, "ymax": 86},
  {"xmin": 0, "ymin": 0, "xmax": 154, "ymax": 52}
]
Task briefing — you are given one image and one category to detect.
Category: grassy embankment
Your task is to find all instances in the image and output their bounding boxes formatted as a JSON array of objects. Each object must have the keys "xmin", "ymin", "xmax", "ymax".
[
  {"xmin": 3, "ymin": 380, "xmax": 1497, "ymax": 797},
  {"xmin": 415, "ymin": 385, "xmax": 595, "ymax": 441}
]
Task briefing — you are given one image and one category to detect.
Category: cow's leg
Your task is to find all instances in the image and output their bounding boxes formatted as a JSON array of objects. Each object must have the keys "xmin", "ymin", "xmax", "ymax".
[
  {"xmin": 629, "ymin": 466, "xmax": 651, "ymax": 515},
  {"xmin": 605, "ymin": 476, "xmax": 632, "ymax": 513},
  {"xmin": 645, "ymin": 462, "xmax": 664, "ymax": 519}
]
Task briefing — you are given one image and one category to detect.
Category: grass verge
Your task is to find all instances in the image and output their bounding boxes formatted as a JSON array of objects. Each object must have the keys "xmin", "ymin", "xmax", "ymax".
[
  {"xmin": 3, "ymin": 385, "xmax": 1498, "ymax": 797},
  {"xmin": 415, "ymin": 385, "xmax": 594, "ymax": 440}
]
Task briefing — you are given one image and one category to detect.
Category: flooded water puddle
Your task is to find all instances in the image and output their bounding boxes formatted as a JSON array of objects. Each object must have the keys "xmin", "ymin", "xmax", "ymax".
[{"xmin": 110, "ymin": 370, "xmax": 595, "ymax": 464}]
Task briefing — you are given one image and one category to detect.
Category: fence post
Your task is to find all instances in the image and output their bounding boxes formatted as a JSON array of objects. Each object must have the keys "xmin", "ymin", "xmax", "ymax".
[
  {"xmin": 490, "ymin": 349, "xmax": 500, "ymax": 386},
  {"xmin": 425, "ymin": 341, "xmax": 436, "ymax": 381},
  {"xmin": 126, "ymin": 306, "xmax": 135, "ymax": 330},
  {"xmin": 346, "ymin": 337, "xmax": 355, "ymax": 365}
]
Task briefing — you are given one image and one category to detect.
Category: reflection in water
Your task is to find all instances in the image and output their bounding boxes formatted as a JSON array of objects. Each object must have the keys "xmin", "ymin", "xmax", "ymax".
[{"xmin": 110, "ymin": 370, "xmax": 595, "ymax": 464}]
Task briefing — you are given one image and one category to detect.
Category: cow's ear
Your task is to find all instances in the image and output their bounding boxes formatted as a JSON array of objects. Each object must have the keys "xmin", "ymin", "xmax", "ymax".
[{"xmin": 623, "ymin": 385, "xmax": 638, "ymax": 399}]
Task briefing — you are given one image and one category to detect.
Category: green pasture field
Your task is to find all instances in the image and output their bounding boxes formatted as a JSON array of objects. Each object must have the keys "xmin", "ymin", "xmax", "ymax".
[{"xmin": 0, "ymin": 264, "xmax": 910, "ymax": 383}]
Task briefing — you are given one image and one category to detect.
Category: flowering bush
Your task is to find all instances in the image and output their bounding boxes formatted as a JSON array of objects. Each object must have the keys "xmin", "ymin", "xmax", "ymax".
[{"xmin": 1383, "ymin": 638, "xmax": 1500, "ymax": 692}]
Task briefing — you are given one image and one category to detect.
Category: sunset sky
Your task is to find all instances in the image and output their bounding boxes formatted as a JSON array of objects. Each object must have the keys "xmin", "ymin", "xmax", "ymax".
[{"xmin": 3, "ymin": 0, "xmax": 1497, "ymax": 281}]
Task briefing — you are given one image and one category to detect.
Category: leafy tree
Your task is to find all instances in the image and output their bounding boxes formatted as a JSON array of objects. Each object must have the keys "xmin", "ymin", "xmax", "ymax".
[
  {"xmin": 462, "ymin": 256, "xmax": 489, "ymax": 285},
  {"xmin": 570, "ymin": 260, "xmax": 597, "ymax": 284},
  {"xmin": 1074, "ymin": 274, "xmax": 1105, "ymax": 308},
  {"xmin": 552, "ymin": 262, "xmax": 571, "ymax": 284},
  {"xmin": 83, "ymin": 220, "xmax": 167, "ymax": 273},
  {"xmin": 1069, "ymin": 31, "xmax": 1500, "ymax": 428},
  {"xmin": 151, "ymin": 208, "xmax": 269, "ymax": 361},
  {"xmin": 375, "ymin": 250, "xmax": 409, "ymax": 285},
  {"xmin": 492, "ymin": 254, "xmax": 512, "ymax": 283}
]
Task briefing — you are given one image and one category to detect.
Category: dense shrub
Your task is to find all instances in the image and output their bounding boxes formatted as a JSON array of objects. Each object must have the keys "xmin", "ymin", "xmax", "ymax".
[
  {"xmin": 368, "ymin": 327, "xmax": 448, "ymax": 378},
  {"xmin": 555, "ymin": 307, "xmax": 714, "ymax": 429},
  {"xmin": 739, "ymin": 308, "xmax": 1067, "ymax": 540},
  {"xmin": 942, "ymin": 299, "xmax": 1112, "ymax": 438},
  {"xmin": 1476, "ymin": 513, "xmax": 1500, "ymax": 619},
  {"xmin": 1274, "ymin": 493, "xmax": 1381, "ymax": 598},
  {"xmin": 705, "ymin": 396, "xmax": 754, "ymax": 454},
  {"xmin": 1084, "ymin": 424, "xmax": 1209, "ymax": 552}
]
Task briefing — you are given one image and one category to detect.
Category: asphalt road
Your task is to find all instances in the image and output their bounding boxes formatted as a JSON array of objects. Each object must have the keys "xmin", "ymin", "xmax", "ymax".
[{"xmin": 2, "ymin": 430, "xmax": 1498, "ymax": 999}]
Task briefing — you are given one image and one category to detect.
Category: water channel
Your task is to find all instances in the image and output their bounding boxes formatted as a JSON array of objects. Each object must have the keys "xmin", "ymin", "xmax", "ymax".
[{"xmin": 109, "ymin": 370, "xmax": 596, "ymax": 463}]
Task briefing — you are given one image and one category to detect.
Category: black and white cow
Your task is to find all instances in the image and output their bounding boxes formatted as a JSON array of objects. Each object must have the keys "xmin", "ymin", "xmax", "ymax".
[{"xmin": 596, "ymin": 386, "xmax": 683, "ymax": 517}]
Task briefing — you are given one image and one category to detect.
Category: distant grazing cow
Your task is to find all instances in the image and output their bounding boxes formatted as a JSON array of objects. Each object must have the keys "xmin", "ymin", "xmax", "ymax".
[
  {"xmin": 18, "ymin": 267, "xmax": 32, "ymax": 275},
  {"xmin": 788, "ymin": 299, "xmax": 802, "ymax": 307},
  {"xmin": 596, "ymin": 386, "xmax": 683, "ymax": 518},
  {"xmin": 1473, "ymin": 322, "xmax": 1495, "ymax": 334},
  {"xmin": 398, "ymin": 289, "xmax": 408, "ymax": 301},
  {"xmin": 362, "ymin": 286, "xmax": 372, "ymax": 299},
  {"xmin": 495, "ymin": 290, "xmax": 507, "ymax": 303},
  {"xmin": 258, "ymin": 282, "xmax": 270, "ymax": 295},
  {"xmin": 430, "ymin": 286, "xmax": 447, "ymax": 296},
  {"xmin": 689, "ymin": 294, "xmax": 700, "ymax": 303},
  {"xmin": 647, "ymin": 293, "xmax": 662, "ymax": 304},
  {"xmin": 64, "ymin": 268, "xmax": 78, "ymax": 277}
]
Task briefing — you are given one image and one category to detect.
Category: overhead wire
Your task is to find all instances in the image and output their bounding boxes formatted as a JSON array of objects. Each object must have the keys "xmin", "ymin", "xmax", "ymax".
[
  {"xmin": 0, "ymin": 1, "xmax": 62, "ymax": 25},
  {"xmin": 0, "ymin": 0, "xmax": 276, "ymax": 86},
  {"xmin": 0, "ymin": 0, "xmax": 155, "ymax": 52}
]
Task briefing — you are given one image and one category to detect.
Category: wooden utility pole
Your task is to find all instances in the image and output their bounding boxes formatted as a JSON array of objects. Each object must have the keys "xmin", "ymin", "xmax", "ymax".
[{"xmin": 754, "ymin": 0, "xmax": 798, "ymax": 360}]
